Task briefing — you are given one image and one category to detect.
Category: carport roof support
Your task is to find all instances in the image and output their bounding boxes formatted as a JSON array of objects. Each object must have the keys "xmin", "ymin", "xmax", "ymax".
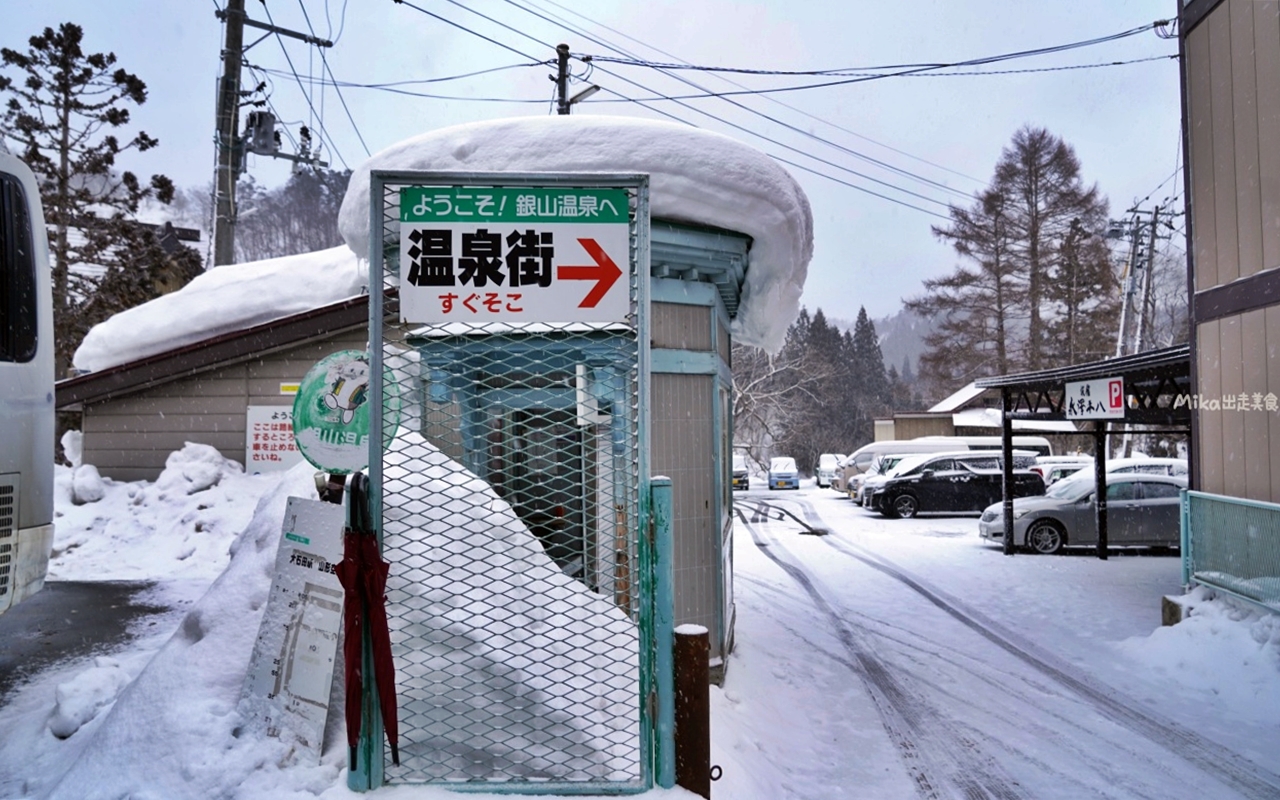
[{"xmin": 973, "ymin": 344, "xmax": 1191, "ymax": 560}]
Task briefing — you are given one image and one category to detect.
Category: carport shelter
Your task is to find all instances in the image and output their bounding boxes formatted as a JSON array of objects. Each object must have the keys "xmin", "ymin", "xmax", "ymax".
[{"xmin": 974, "ymin": 344, "xmax": 1191, "ymax": 558}]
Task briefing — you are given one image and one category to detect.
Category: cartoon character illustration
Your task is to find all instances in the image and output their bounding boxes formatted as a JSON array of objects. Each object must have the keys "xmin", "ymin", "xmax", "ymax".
[{"xmin": 323, "ymin": 357, "xmax": 370, "ymax": 424}]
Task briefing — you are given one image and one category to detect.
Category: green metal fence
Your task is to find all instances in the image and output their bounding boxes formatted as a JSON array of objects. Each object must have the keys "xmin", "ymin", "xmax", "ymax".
[
  {"xmin": 1182, "ymin": 489, "xmax": 1280, "ymax": 614},
  {"xmin": 366, "ymin": 171, "xmax": 652, "ymax": 792}
]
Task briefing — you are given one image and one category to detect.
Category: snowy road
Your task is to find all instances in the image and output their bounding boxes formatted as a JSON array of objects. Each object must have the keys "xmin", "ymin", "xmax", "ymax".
[{"xmin": 712, "ymin": 484, "xmax": 1280, "ymax": 800}]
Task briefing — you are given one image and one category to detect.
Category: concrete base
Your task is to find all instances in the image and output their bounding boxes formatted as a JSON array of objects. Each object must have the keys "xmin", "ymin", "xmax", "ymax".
[{"xmin": 1161, "ymin": 595, "xmax": 1187, "ymax": 626}]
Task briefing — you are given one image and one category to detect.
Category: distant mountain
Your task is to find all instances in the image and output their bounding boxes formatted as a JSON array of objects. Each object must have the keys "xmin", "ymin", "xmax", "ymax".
[{"xmin": 829, "ymin": 307, "xmax": 935, "ymax": 379}]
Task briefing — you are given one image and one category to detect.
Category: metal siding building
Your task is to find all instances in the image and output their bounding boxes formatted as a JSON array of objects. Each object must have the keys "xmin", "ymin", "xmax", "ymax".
[{"xmin": 1182, "ymin": 0, "xmax": 1280, "ymax": 500}]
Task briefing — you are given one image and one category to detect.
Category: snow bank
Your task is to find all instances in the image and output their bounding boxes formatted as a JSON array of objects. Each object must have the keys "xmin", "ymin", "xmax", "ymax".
[
  {"xmin": 44, "ymin": 464, "xmax": 331, "ymax": 800},
  {"xmin": 44, "ymin": 431, "xmax": 640, "ymax": 796},
  {"xmin": 50, "ymin": 442, "xmax": 281, "ymax": 582},
  {"xmin": 72, "ymin": 246, "xmax": 366, "ymax": 373},
  {"xmin": 1118, "ymin": 585, "xmax": 1280, "ymax": 721},
  {"xmin": 339, "ymin": 115, "xmax": 813, "ymax": 353}
]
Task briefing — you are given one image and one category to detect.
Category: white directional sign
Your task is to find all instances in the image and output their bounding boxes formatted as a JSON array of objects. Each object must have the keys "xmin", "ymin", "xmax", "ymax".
[
  {"xmin": 398, "ymin": 186, "xmax": 632, "ymax": 324},
  {"xmin": 1065, "ymin": 377, "xmax": 1126, "ymax": 419}
]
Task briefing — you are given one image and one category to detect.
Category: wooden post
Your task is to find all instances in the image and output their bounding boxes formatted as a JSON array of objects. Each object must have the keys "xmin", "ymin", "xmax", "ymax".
[{"xmin": 674, "ymin": 624, "xmax": 710, "ymax": 798}]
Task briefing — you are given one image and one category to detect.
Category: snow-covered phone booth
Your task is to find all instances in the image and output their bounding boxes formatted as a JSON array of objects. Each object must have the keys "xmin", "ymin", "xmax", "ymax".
[{"xmin": 341, "ymin": 116, "xmax": 810, "ymax": 791}]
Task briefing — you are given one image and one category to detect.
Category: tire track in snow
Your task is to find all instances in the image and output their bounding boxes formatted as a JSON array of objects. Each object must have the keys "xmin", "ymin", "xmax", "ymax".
[
  {"xmin": 737, "ymin": 507, "xmax": 1028, "ymax": 800},
  {"xmin": 811, "ymin": 518, "xmax": 1280, "ymax": 800}
]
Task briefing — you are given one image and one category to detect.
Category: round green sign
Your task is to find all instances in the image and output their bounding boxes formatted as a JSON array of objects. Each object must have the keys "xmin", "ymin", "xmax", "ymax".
[{"xmin": 292, "ymin": 350, "xmax": 400, "ymax": 474}]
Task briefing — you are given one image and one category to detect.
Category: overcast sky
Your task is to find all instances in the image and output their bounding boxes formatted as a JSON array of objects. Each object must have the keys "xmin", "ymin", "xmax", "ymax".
[{"xmin": 2, "ymin": 1, "xmax": 1183, "ymax": 323}]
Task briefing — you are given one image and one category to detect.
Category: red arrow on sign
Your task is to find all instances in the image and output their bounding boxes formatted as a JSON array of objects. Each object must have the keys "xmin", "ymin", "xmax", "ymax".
[{"xmin": 557, "ymin": 238, "xmax": 622, "ymax": 308}]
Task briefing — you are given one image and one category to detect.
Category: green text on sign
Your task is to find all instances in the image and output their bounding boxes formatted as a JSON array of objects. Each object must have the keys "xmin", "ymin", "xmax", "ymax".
[{"xmin": 400, "ymin": 187, "xmax": 628, "ymax": 224}]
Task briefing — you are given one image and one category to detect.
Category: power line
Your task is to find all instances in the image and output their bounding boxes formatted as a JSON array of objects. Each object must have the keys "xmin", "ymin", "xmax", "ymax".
[
  {"xmin": 333, "ymin": 61, "xmax": 546, "ymax": 86},
  {"xmin": 532, "ymin": 0, "xmax": 985, "ymax": 187},
  {"xmin": 584, "ymin": 54, "xmax": 1177, "ymax": 100},
  {"xmin": 582, "ymin": 21, "xmax": 1168, "ymax": 77},
  {"xmin": 512, "ymin": 0, "xmax": 970, "ymax": 200},
  {"xmin": 259, "ymin": 1, "xmax": 348, "ymax": 168},
  {"xmin": 470, "ymin": 0, "xmax": 963, "ymax": 209},
  {"xmin": 391, "ymin": 0, "xmax": 959, "ymax": 216},
  {"xmin": 390, "ymin": 0, "xmax": 547, "ymax": 63},
  {"xmin": 297, "ymin": 0, "xmax": 370, "ymax": 156}
]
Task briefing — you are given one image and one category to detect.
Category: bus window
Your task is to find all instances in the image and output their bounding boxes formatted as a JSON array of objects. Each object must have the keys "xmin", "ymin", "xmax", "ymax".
[{"xmin": 1, "ymin": 172, "xmax": 38, "ymax": 363}]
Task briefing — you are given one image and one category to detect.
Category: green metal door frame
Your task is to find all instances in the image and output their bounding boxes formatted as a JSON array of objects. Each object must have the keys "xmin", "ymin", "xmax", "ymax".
[{"xmin": 364, "ymin": 171, "xmax": 656, "ymax": 793}]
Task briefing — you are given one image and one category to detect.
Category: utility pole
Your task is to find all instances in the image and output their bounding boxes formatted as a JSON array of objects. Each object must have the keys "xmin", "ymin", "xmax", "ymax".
[
  {"xmin": 552, "ymin": 44, "xmax": 600, "ymax": 116},
  {"xmin": 211, "ymin": 3, "xmax": 333, "ymax": 266},
  {"xmin": 1134, "ymin": 206, "xmax": 1161, "ymax": 354},
  {"xmin": 555, "ymin": 44, "xmax": 571, "ymax": 115},
  {"xmin": 213, "ymin": 0, "xmax": 246, "ymax": 267}
]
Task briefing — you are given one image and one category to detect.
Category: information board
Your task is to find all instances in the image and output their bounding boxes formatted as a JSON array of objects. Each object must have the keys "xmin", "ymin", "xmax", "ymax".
[{"xmin": 238, "ymin": 497, "xmax": 346, "ymax": 760}]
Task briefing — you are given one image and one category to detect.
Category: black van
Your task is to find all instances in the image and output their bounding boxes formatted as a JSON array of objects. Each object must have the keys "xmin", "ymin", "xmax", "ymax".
[{"xmin": 867, "ymin": 451, "xmax": 1045, "ymax": 519}]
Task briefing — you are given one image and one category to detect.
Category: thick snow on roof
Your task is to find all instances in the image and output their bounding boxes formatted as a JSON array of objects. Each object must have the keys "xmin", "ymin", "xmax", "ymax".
[
  {"xmin": 72, "ymin": 115, "xmax": 811, "ymax": 374},
  {"xmin": 73, "ymin": 246, "xmax": 366, "ymax": 373},
  {"xmin": 339, "ymin": 115, "xmax": 813, "ymax": 353}
]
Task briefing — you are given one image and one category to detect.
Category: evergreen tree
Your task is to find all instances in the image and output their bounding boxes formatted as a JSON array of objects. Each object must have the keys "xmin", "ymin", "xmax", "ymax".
[
  {"xmin": 851, "ymin": 307, "xmax": 889, "ymax": 408},
  {"xmin": 1, "ymin": 23, "xmax": 184, "ymax": 373}
]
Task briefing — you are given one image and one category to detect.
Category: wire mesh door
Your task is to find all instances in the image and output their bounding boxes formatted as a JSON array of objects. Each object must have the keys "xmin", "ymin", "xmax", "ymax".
[{"xmin": 369, "ymin": 172, "xmax": 650, "ymax": 791}]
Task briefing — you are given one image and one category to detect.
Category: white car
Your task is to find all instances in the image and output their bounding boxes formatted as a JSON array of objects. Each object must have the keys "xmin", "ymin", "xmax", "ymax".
[
  {"xmin": 1037, "ymin": 456, "xmax": 1188, "ymax": 486},
  {"xmin": 768, "ymin": 457, "xmax": 799, "ymax": 490},
  {"xmin": 816, "ymin": 453, "xmax": 842, "ymax": 488}
]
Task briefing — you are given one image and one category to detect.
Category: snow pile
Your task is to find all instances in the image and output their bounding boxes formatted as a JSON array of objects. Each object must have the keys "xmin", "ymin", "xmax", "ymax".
[
  {"xmin": 50, "ymin": 442, "xmax": 283, "ymax": 582},
  {"xmin": 46, "ymin": 657, "xmax": 131, "ymax": 740},
  {"xmin": 42, "ymin": 465, "xmax": 340, "ymax": 800},
  {"xmin": 72, "ymin": 246, "xmax": 366, "ymax": 373},
  {"xmin": 381, "ymin": 431, "xmax": 638, "ymax": 781},
  {"xmin": 38, "ymin": 432, "xmax": 641, "ymax": 797},
  {"xmin": 339, "ymin": 115, "xmax": 813, "ymax": 353},
  {"xmin": 1119, "ymin": 585, "xmax": 1280, "ymax": 720}
]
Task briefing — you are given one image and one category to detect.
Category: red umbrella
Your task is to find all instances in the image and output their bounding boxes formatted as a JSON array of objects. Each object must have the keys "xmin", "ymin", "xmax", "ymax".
[{"xmin": 335, "ymin": 473, "xmax": 400, "ymax": 767}]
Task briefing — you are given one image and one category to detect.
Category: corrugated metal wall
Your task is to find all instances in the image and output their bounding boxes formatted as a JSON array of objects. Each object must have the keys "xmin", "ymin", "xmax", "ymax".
[
  {"xmin": 650, "ymin": 298, "xmax": 732, "ymax": 662},
  {"xmin": 651, "ymin": 371, "xmax": 719, "ymax": 653},
  {"xmin": 81, "ymin": 331, "xmax": 368, "ymax": 481}
]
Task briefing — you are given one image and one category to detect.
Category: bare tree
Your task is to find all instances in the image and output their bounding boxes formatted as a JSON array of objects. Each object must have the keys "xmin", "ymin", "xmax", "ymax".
[
  {"xmin": 907, "ymin": 126, "xmax": 1113, "ymax": 396},
  {"xmin": 175, "ymin": 169, "xmax": 350, "ymax": 264}
]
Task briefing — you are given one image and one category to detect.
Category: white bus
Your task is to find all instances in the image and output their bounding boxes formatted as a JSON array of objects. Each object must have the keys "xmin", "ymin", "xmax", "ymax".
[{"xmin": 0, "ymin": 149, "xmax": 54, "ymax": 615}]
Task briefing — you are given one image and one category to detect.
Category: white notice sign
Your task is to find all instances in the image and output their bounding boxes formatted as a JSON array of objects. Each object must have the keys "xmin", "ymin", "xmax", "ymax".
[
  {"xmin": 238, "ymin": 497, "xmax": 346, "ymax": 760},
  {"xmin": 1065, "ymin": 377, "xmax": 1126, "ymax": 419},
  {"xmin": 245, "ymin": 405, "xmax": 306, "ymax": 474}
]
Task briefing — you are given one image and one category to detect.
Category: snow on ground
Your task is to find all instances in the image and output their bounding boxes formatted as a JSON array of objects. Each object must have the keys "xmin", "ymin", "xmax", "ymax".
[{"xmin": 2, "ymin": 456, "xmax": 1278, "ymax": 799}]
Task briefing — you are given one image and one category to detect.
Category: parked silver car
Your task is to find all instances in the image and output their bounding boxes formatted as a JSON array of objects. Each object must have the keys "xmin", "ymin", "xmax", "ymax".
[{"xmin": 978, "ymin": 471, "xmax": 1187, "ymax": 554}]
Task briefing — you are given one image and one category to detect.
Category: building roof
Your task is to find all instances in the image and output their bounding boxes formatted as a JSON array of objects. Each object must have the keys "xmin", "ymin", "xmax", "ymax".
[
  {"xmin": 56, "ymin": 293, "xmax": 382, "ymax": 411},
  {"xmin": 928, "ymin": 382, "xmax": 987, "ymax": 413},
  {"xmin": 973, "ymin": 344, "xmax": 1191, "ymax": 426}
]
